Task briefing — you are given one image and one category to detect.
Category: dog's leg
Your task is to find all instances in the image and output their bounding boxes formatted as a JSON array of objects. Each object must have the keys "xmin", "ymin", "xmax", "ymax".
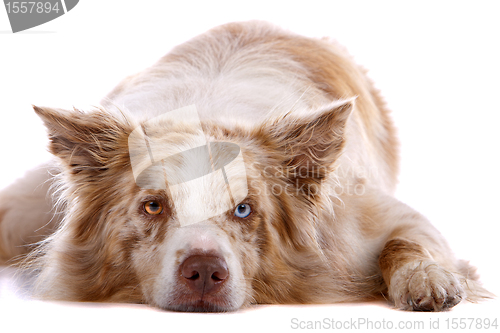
[
  {"xmin": 374, "ymin": 196, "xmax": 487, "ymax": 311},
  {"xmin": 0, "ymin": 162, "xmax": 61, "ymax": 264},
  {"xmin": 379, "ymin": 237, "xmax": 464, "ymax": 311}
]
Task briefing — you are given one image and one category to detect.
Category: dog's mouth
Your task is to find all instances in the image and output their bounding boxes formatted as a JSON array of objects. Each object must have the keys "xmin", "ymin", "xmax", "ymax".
[
  {"xmin": 167, "ymin": 298, "xmax": 233, "ymax": 312},
  {"xmin": 162, "ymin": 288, "xmax": 237, "ymax": 312}
]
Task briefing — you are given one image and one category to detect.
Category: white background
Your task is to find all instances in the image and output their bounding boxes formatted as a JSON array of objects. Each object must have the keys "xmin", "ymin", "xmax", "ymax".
[{"xmin": 0, "ymin": 1, "xmax": 499, "ymax": 332}]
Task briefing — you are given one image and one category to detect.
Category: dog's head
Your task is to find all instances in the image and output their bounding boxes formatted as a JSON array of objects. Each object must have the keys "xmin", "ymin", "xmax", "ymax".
[{"xmin": 32, "ymin": 100, "xmax": 352, "ymax": 311}]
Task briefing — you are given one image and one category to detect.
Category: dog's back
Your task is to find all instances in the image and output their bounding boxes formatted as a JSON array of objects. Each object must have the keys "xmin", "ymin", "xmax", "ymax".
[{"xmin": 103, "ymin": 21, "xmax": 398, "ymax": 193}]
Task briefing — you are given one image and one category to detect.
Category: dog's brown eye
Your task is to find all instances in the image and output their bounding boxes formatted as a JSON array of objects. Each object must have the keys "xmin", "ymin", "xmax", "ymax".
[{"xmin": 144, "ymin": 201, "xmax": 163, "ymax": 215}]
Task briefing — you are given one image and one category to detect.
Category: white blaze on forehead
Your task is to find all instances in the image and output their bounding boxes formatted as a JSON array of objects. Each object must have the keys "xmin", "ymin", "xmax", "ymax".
[
  {"xmin": 128, "ymin": 105, "xmax": 248, "ymax": 226},
  {"xmin": 128, "ymin": 105, "xmax": 205, "ymax": 182},
  {"xmin": 176, "ymin": 224, "xmax": 223, "ymax": 253},
  {"xmin": 194, "ymin": 233, "xmax": 219, "ymax": 252}
]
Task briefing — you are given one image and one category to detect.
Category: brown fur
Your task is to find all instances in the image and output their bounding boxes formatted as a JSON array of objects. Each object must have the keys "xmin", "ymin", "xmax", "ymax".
[{"xmin": 379, "ymin": 238, "xmax": 431, "ymax": 284}]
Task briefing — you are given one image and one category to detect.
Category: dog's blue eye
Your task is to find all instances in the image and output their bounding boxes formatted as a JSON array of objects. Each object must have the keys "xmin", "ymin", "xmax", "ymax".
[{"xmin": 234, "ymin": 204, "xmax": 251, "ymax": 218}]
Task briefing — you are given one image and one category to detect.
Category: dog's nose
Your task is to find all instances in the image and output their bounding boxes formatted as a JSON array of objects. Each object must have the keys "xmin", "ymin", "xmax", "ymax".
[{"xmin": 181, "ymin": 255, "xmax": 229, "ymax": 295}]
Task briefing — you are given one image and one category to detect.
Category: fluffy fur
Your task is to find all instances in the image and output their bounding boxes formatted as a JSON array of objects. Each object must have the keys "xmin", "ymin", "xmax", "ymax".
[{"xmin": 0, "ymin": 21, "xmax": 491, "ymax": 311}]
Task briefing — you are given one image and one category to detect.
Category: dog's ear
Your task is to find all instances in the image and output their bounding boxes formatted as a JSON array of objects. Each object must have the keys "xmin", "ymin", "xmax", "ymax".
[
  {"xmin": 263, "ymin": 99, "xmax": 353, "ymax": 182},
  {"xmin": 33, "ymin": 106, "xmax": 132, "ymax": 174}
]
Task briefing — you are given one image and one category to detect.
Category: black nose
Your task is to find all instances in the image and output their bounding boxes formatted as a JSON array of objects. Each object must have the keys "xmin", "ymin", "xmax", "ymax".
[{"xmin": 180, "ymin": 255, "xmax": 229, "ymax": 295}]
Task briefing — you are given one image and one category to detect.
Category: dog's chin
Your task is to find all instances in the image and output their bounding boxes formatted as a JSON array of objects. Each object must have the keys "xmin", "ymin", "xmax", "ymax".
[
  {"xmin": 165, "ymin": 300, "xmax": 235, "ymax": 313},
  {"xmin": 159, "ymin": 296, "xmax": 238, "ymax": 313},
  {"xmin": 153, "ymin": 288, "xmax": 240, "ymax": 312}
]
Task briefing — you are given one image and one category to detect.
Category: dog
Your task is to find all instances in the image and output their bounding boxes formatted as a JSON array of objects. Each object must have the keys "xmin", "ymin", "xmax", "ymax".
[{"xmin": 0, "ymin": 21, "xmax": 490, "ymax": 312}]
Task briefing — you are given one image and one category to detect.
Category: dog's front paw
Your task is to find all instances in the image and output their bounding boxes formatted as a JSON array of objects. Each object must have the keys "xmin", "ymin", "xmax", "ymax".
[{"xmin": 388, "ymin": 261, "xmax": 463, "ymax": 311}]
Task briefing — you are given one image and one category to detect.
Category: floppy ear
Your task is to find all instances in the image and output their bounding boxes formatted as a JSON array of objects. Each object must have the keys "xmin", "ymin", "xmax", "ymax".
[
  {"xmin": 265, "ymin": 99, "xmax": 353, "ymax": 182},
  {"xmin": 33, "ymin": 106, "xmax": 132, "ymax": 174}
]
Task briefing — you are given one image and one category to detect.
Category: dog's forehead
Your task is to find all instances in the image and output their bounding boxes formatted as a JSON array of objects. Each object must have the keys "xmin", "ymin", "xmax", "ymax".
[{"xmin": 129, "ymin": 106, "xmax": 248, "ymax": 226}]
